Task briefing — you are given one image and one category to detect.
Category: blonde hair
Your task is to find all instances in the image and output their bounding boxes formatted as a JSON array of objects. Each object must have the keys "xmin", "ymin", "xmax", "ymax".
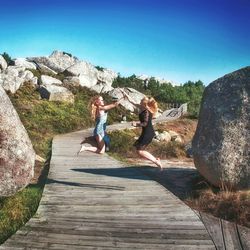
[
  {"xmin": 145, "ymin": 97, "xmax": 158, "ymax": 114},
  {"xmin": 89, "ymin": 95, "xmax": 101, "ymax": 120}
]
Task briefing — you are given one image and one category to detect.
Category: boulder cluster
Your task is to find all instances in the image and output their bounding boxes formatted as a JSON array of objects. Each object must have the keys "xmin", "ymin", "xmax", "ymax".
[
  {"xmin": 0, "ymin": 51, "xmax": 118, "ymax": 103},
  {"xmin": 0, "ymin": 51, "xmax": 148, "ymax": 112}
]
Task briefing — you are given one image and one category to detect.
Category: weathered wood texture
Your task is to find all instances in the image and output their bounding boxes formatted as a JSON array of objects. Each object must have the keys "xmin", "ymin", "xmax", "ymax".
[
  {"xmin": 199, "ymin": 212, "xmax": 250, "ymax": 250},
  {"xmin": 0, "ymin": 122, "xmax": 216, "ymax": 249}
]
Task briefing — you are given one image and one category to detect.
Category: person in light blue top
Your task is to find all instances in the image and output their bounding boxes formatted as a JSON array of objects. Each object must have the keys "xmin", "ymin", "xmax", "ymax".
[
  {"xmin": 93, "ymin": 111, "xmax": 108, "ymax": 139},
  {"xmin": 77, "ymin": 95, "xmax": 122, "ymax": 154}
]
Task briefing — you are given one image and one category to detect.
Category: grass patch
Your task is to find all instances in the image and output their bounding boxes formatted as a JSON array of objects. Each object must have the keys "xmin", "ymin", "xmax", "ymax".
[
  {"xmin": 108, "ymin": 129, "xmax": 137, "ymax": 157},
  {"xmin": 0, "ymin": 158, "xmax": 49, "ymax": 244},
  {"xmin": 0, "ymin": 184, "xmax": 42, "ymax": 243}
]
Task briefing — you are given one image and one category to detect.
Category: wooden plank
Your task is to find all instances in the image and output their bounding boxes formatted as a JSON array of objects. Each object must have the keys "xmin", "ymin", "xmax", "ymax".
[
  {"xmin": 27, "ymin": 219, "xmax": 207, "ymax": 230},
  {"xmin": 22, "ymin": 223, "xmax": 210, "ymax": 239},
  {"xmin": 199, "ymin": 212, "xmax": 225, "ymax": 250},
  {"xmin": 30, "ymin": 217, "xmax": 205, "ymax": 227},
  {"xmin": 237, "ymin": 224, "xmax": 250, "ymax": 250},
  {"xmin": 6, "ymin": 232, "xmax": 214, "ymax": 246},
  {"xmin": 222, "ymin": 219, "xmax": 243, "ymax": 250}
]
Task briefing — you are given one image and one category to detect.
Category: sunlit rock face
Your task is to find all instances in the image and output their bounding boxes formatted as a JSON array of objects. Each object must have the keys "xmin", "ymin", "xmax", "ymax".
[
  {"xmin": 27, "ymin": 50, "xmax": 79, "ymax": 73},
  {"xmin": 108, "ymin": 87, "xmax": 145, "ymax": 112},
  {"xmin": 192, "ymin": 66, "xmax": 250, "ymax": 189},
  {"xmin": 38, "ymin": 85, "xmax": 74, "ymax": 103},
  {"xmin": 0, "ymin": 85, "xmax": 35, "ymax": 196},
  {"xmin": 14, "ymin": 58, "xmax": 37, "ymax": 70}
]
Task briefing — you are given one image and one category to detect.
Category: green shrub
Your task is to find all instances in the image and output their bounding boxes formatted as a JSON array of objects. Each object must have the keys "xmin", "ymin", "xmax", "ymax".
[
  {"xmin": 1, "ymin": 52, "xmax": 14, "ymax": 66},
  {"xmin": 108, "ymin": 129, "xmax": 137, "ymax": 157},
  {"xmin": 95, "ymin": 66, "xmax": 104, "ymax": 72}
]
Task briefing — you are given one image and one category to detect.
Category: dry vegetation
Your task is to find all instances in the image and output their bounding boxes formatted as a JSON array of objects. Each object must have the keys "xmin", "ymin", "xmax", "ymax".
[
  {"xmin": 185, "ymin": 175, "xmax": 250, "ymax": 227},
  {"xmin": 109, "ymin": 118, "xmax": 197, "ymax": 160}
]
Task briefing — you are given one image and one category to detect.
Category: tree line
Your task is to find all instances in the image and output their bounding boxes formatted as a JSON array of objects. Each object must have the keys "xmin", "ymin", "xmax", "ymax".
[{"xmin": 112, "ymin": 74, "xmax": 205, "ymax": 118}]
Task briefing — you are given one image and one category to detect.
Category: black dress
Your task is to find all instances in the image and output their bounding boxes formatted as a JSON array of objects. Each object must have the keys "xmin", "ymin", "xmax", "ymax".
[{"xmin": 134, "ymin": 109, "xmax": 156, "ymax": 150}]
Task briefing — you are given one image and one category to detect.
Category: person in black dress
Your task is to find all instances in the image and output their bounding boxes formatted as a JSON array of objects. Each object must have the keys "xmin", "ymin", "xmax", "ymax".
[{"xmin": 123, "ymin": 93, "xmax": 163, "ymax": 170}]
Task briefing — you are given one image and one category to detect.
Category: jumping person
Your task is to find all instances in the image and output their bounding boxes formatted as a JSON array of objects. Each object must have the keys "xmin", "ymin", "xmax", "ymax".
[
  {"xmin": 77, "ymin": 95, "xmax": 121, "ymax": 155},
  {"xmin": 123, "ymin": 92, "xmax": 163, "ymax": 170}
]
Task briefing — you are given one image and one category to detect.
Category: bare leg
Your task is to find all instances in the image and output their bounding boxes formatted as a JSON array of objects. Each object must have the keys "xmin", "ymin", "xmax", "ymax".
[
  {"xmin": 77, "ymin": 135, "xmax": 105, "ymax": 155},
  {"xmin": 137, "ymin": 150, "xmax": 163, "ymax": 170}
]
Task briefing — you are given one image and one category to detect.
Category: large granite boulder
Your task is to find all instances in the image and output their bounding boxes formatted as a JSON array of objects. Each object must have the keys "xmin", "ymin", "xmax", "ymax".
[
  {"xmin": 36, "ymin": 63, "xmax": 58, "ymax": 75},
  {"xmin": 41, "ymin": 75, "xmax": 62, "ymax": 86},
  {"xmin": 192, "ymin": 67, "xmax": 250, "ymax": 189},
  {"xmin": 39, "ymin": 85, "xmax": 74, "ymax": 103},
  {"xmin": 63, "ymin": 76, "xmax": 80, "ymax": 86},
  {"xmin": 14, "ymin": 58, "xmax": 37, "ymax": 70},
  {"xmin": 0, "ymin": 66, "xmax": 37, "ymax": 93},
  {"xmin": 0, "ymin": 85, "xmax": 35, "ymax": 196},
  {"xmin": 97, "ymin": 68, "xmax": 117, "ymax": 88},
  {"xmin": 108, "ymin": 87, "xmax": 145, "ymax": 112},
  {"xmin": 65, "ymin": 61, "xmax": 115, "ymax": 92}
]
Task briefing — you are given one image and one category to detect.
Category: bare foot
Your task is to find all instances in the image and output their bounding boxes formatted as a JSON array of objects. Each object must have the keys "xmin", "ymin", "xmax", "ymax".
[
  {"xmin": 76, "ymin": 145, "xmax": 86, "ymax": 156},
  {"xmin": 155, "ymin": 158, "xmax": 163, "ymax": 171}
]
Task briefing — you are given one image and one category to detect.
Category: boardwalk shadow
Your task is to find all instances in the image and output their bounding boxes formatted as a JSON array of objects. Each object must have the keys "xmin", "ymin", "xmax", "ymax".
[
  {"xmin": 138, "ymin": 166, "xmax": 199, "ymax": 200},
  {"xmin": 71, "ymin": 165, "xmax": 199, "ymax": 200},
  {"xmin": 71, "ymin": 166, "xmax": 154, "ymax": 181},
  {"xmin": 46, "ymin": 178, "xmax": 125, "ymax": 190}
]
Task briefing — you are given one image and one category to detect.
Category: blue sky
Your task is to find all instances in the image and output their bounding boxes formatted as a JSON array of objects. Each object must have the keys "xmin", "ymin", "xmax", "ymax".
[{"xmin": 1, "ymin": 0, "xmax": 249, "ymax": 85}]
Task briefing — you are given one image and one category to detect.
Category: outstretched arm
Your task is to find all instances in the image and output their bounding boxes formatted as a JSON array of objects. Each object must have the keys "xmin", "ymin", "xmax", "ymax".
[{"xmin": 99, "ymin": 101, "xmax": 119, "ymax": 111}]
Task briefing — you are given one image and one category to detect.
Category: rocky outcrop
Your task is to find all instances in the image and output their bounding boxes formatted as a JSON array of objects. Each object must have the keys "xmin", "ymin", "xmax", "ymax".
[
  {"xmin": 0, "ymin": 66, "xmax": 37, "ymax": 93},
  {"xmin": 63, "ymin": 76, "xmax": 80, "ymax": 86},
  {"xmin": 36, "ymin": 63, "xmax": 57, "ymax": 75},
  {"xmin": 108, "ymin": 87, "xmax": 145, "ymax": 112},
  {"xmin": 41, "ymin": 75, "xmax": 62, "ymax": 86},
  {"xmin": 97, "ymin": 68, "xmax": 117, "ymax": 87},
  {"xmin": 65, "ymin": 61, "xmax": 116, "ymax": 92},
  {"xmin": 192, "ymin": 67, "xmax": 250, "ymax": 189},
  {"xmin": 28, "ymin": 51, "xmax": 117, "ymax": 93},
  {"xmin": 39, "ymin": 85, "xmax": 74, "ymax": 103},
  {"xmin": 14, "ymin": 58, "xmax": 37, "ymax": 70},
  {"xmin": 38, "ymin": 75, "xmax": 74, "ymax": 103},
  {"xmin": 0, "ymin": 85, "xmax": 35, "ymax": 196},
  {"xmin": 27, "ymin": 50, "xmax": 79, "ymax": 73}
]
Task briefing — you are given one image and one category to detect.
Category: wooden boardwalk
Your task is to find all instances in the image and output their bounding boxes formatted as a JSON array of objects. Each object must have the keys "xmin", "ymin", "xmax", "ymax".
[{"xmin": 0, "ymin": 120, "xmax": 216, "ymax": 249}]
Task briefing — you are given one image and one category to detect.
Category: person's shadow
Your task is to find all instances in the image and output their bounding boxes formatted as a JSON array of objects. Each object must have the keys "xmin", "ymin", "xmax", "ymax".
[
  {"xmin": 71, "ymin": 165, "xmax": 201, "ymax": 200},
  {"xmin": 80, "ymin": 135, "xmax": 96, "ymax": 146}
]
